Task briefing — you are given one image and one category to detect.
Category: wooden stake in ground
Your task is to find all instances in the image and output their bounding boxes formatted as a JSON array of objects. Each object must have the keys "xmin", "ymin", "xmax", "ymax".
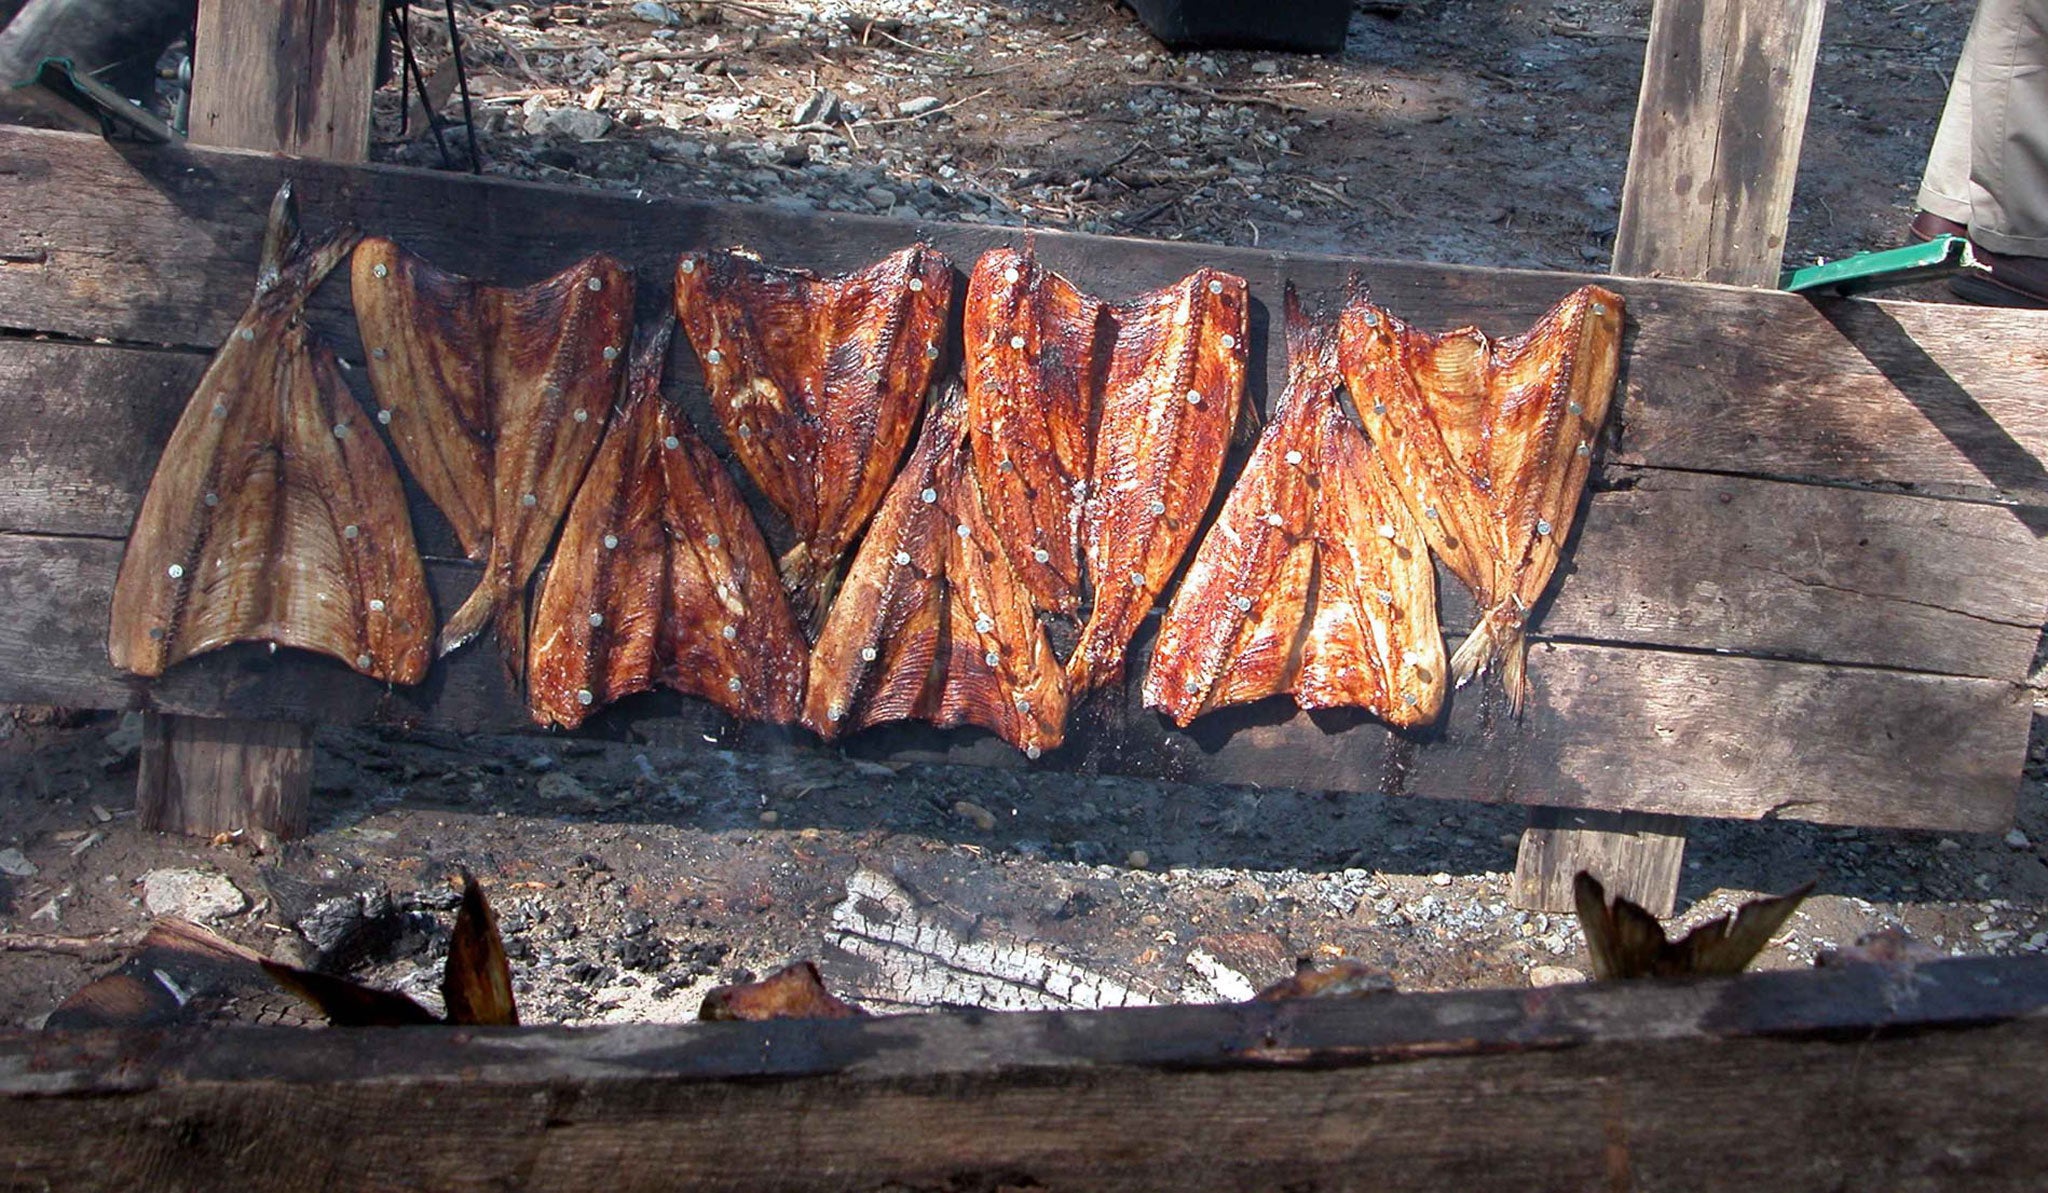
[
  {"xmin": 136, "ymin": 0, "xmax": 381, "ymax": 840},
  {"xmin": 1513, "ymin": 0, "xmax": 1827, "ymax": 918}
]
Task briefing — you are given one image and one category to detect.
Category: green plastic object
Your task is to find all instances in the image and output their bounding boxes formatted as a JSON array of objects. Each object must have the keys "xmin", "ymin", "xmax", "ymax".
[{"xmin": 1779, "ymin": 235, "xmax": 1983, "ymax": 296}]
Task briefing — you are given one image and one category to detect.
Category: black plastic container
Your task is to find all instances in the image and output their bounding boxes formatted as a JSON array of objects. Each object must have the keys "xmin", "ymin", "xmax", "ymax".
[{"xmin": 1124, "ymin": 0, "xmax": 1353, "ymax": 53}]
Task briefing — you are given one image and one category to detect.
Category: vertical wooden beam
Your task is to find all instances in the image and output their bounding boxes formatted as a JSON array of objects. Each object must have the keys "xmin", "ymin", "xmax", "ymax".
[
  {"xmin": 137, "ymin": 713, "xmax": 314, "ymax": 839},
  {"xmin": 1611, "ymin": 0, "xmax": 1828, "ymax": 286},
  {"xmin": 138, "ymin": 0, "xmax": 379, "ymax": 840},
  {"xmin": 187, "ymin": 0, "xmax": 381, "ymax": 160},
  {"xmin": 1513, "ymin": 0, "xmax": 1826, "ymax": 916}
]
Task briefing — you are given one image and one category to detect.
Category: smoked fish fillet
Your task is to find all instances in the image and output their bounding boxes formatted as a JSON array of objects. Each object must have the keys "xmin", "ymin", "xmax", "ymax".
[
  {"xmin": 804, "ymin": 385, "xmax": 1068, "ymax": 757},
  {"xmin": 673, "ymin": 245, "xmax": 953, "ymax": 620},
  {"xmin": 1338, "ymin": 284, "xmax": 1623, "ymax": 712},
  {"xmin": 108, "ymin": 183, "xmax": 433, "ymax": 685},
  {"xmin": 1146, "ymin": 286, "xmax": 1443, "ymax": 728},
  {"xmin": 528, "ymin": 317, "xmax": 806, "ymax": 729},
  {"xmin": 961, "ymin": 245, "xmax": 1109, "ymax": 617},
  {"xmin": 352, "ymin": 238, "xmax": 632, "ymax": 668},
  {"xmin": 1069, "ymin": 268, "xmax": 1250, "ymax": 694}
]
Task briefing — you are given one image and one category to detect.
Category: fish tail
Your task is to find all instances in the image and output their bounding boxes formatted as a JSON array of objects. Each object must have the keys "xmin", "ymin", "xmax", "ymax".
[
  {"xmin": 436, "ymin": 572, "xmax": 504, "ymax": 658},
  {"xmin": 1450, "ymin": 608, "xmax": 1531, "ymax": 715},
  {"xmin": 494, "ymin": 585, "xmax": 529, "ymax": 686}
]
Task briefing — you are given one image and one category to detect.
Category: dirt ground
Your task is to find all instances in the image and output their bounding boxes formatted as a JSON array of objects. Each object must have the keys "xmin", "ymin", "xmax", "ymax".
[{"xmin": 7, "ymin": 0, "xmax": 2045, "ymax": 1028}]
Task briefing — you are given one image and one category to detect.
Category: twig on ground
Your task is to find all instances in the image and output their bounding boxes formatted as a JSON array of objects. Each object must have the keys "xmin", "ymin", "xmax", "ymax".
[
  {"xmin": 1147, "ymin": 80, "xmax": 1308, "ymax": 113},
  {"xmin": 857, "ymin": 88, "xmax": 992, "ymax": 127}
]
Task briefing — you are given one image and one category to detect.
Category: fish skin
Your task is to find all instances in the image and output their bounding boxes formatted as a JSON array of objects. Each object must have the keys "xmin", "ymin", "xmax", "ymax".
[
  {"xmin": 351, "ymin": 238, "xmax": 493, "ymax": 561},
  {"xmin": 804, "ymin": 386, "xmax": 1068, "ymax": 755},
  {"xmin": 674, "ymin": 244, "xmax": 953, "ymax": 617},
  {"xmin": 1145, "ymin": 286, "xmax": 1443, "ymax": 728},
  {"xmin": 109, "ymin": 186, "xmax": 433, "ymax": 686},
  {"xmin": 528, "ymin": 318, "xmax": 807, "ymax": 728},
  {"xmin": 962, "ymin": 246, "xmax": 1108, "ymax": 617},
  {"xmin": 801, "ymin": 386, "xmax": 954, "ymax": 740},
  {"xmin": 1071, "ymin": 267, "xmax": 1250, "ymax": 694},
  {"xmin": 1339, "ymin": 284, "xmax": 1622, "ymax": 712},
  {"xmin": 657, "ymin": 389, "xmax": 809, "ymax": 726},
  {"xmin": 526, "ymin": 327, "xmax": 669, "ymax": 728},
  {"xmin": 353, "ymin": 240, "xmax": 633, "ymax": 667}
]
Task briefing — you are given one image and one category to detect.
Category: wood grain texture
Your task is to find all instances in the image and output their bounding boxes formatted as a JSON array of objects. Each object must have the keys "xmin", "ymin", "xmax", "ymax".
[
  {"xmin": 4, "ymin": 958, "xmax": 2045, "ymax": 1192},
  {"xmin": 136, "ymin": 712, "xmax": 312, "ymax": 837},
  {"xmin": 4, "ymin": 127, "xmax": 2048, "ymax": 502},
  {"xmin": 1613, "ymin": 0, "xmax": 1826, "ymax": 284},
  {"xmin": 187, "ymin": 0, "xmax": 381, "ymax": 161},
  {"xmin": 0, "ymin": 533, "xmax": 2021, "ymax": 830},
  {"xmin": 1543, "ymin": 0, "xmax": 1829, "ymax": 913},
  {"xmin": 10, "ymin": 341, "xmax": 2043, "ymax": 680},
  {"xmin": 1517, "ymin": 808, "xmax": 1687, "ymax": 916}
]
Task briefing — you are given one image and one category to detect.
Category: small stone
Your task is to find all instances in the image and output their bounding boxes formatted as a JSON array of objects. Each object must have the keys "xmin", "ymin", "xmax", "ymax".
[
  {"xmin": 864, "ymin": 186, "xmax": 898, "ymax": 211},
  {"xmin": 1429, "ymin": 872, "xmax": 1452, "ymax": 886},
  {"xmin": 2006, "ymin": 828, "xmax": 2031, "ymax": 849},
  {"xmin": 1529, "ymin": 965, "xmax": 1585, "ymax": 988},
  {"xmin": 898, "ymin": 95, "xmax": 945, "ymax": 118},
  {"xmin": 142, "ymin": 869, "xmax": 248, "ymax": 921},
  {"xmin": 759, "ymin": 810, "xmax": 780, "ymax": 826},
  {"xmin": 101, "ymin": 711, "xmax": 145, "ymax": 769},
  {"xmin": 542, "ymin": 107, "xmax": 613, "ymax": 141},
  {"xmin": 630, "ymin": 0, "xmax": 677, "ymax": 22},
  {"xmin": 0, "ymin": 848, "xmax": 35, "ymax": 878},
  {"xmin": 1125, "ymin": 849, "xmax": 1150, "ymax": 869},
  {"xmin": 953, "ymin": 800, "xmax": 997, "ymax": 832},
  {"xmin": 536, "ymin": 772, "xmax": 593, "ymax": 807},
  {"xmin": 790, "ymin": 88, "xmax": 841, "ymax": 127},
  {"xmin": 1250, "ymin": 59, "xmax": 1280, "ymax": 75}
]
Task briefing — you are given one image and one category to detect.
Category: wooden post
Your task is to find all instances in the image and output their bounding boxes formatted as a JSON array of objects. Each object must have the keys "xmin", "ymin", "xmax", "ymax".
[
  {"xmin": 1513, "ymin": 0, "xmax": 1826, "ymax": 916},
  {"xmin": 137, "ymin": 0, "xmax": 380, "ymax": 839}
]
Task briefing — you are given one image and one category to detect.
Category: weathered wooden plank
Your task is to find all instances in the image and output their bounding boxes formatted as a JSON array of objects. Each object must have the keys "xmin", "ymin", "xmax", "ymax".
[
  {"xmin": 8, "ymin": 340, "xmax": 2041, "ymax": 679},
  {"xmin": 1516, "ymin": 808, "xmax": 1687, "ymax": 916},
  {"xmin": 188, "ymin": 0, "xmax": 381, "ymax": 161},
  {"xmin": 0, "ymin": 533, "xmax": 2021, "ymax": 830},
  {"xmin": 4, "ymin": 959, "xmax": 2045, "ymax": 1192},
  {"xmin": 136, "ymin": 712, "xmax": 313, "ymax": 838},
  {"xmin": 5, "ymin": 127, "xmax": 2048, "ymax": 502},
  {"xmin": 1613, "ymin": 0, "xmax": 1826, "ymax": 285}
]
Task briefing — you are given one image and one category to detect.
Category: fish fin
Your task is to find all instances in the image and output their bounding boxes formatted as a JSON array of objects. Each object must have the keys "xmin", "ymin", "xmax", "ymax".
[
  {"xmin": 1673, "ymin": 881, "xmax": 1816, "ymax": 977},
  {"xmin": 442, "ymin": 869, "xmax": 518, "ymax": 1026},
  {"xmin": 260, "ymin": 959, "xmax": 441, "ymax": 1026},
  {"xmin": 436, "ymin": 574, "xmax": 503, "ymax": 658}
]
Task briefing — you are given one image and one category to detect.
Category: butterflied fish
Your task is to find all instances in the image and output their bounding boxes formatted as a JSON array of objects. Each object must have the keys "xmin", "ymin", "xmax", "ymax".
[
  {"xmin": 962, "ymin": 245, "xmax": 1108, "ymax": 617},
  {"xmin": 1070, "ymin": 268, "xmax": 1250, "ymax": 694},
  {"xmin": 1574, "ymin": 871, "xmax": 1814, "ymax": 980},
  {"xmin": 673, "ymin": 244, "xmax": 953, "ymax": 620},
  {"xmin": 1145, "ymin": 285, "xmax": 1442, "ymax": 727},
  {"xmin": 804, "ymin": 385, "xmax": 1067, "ymax": 756},
  {"xmin": 528, "ymin": 316, "xmax": 806, "ymax": 728},
  {"xmin": 352, "ymin": 237, "xmax": 632, "ymax": 669},
  {"xmin": 109, "ymin": 183, "xmax": 433, "ymax": 685},
  {"xmin": 1339, "ymin": 284, "xmax": 1622, "ymax": 712}
]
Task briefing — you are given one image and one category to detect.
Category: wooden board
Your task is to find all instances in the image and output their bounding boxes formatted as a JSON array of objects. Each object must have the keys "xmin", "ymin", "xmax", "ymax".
[
  {"xmin": 0, "ymin": 533, "xmax": 2021, "ymax": 831},
  {"xmin": 187, "ymin": 0, "xmax": 381, "ymax": 161},
  {"xmin": 5, "ymin": 127, "xmax": 2048, "ymax": 501},
  {"xmin": 1613, "ymin": 0, "xmax": 1826, "ymax": 285},
  {"xmin": 4, "ymin": 958, "xmax": 2046, "ymax": 1191},
  {"xmin": 135, "ymin": 712, "xmax": 313, "ymax": 837},
  {"xmin": 0, "ymin": 127, "xmax": 2039, "ymax": 835}
]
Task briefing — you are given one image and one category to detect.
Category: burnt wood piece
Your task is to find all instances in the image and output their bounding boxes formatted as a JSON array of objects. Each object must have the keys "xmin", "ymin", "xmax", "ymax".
[
  {"xmin": 6, "ymin": 340, "xmax": 2039, "ymax": 681},
  {"xmin": 5, "ymin": 126, "xmax": 2048, "ymax": 505},
  {"xmin": 4, "ymin": 958, "xmax": 2046, "ymax": 1191},
  {"xmin": 1522, "ymin": 0, "xmax": 1829, "ymax": 916},
  {"xmin": 0, "ymin": 532, "xmax": 2023, "ymax": 832}
]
